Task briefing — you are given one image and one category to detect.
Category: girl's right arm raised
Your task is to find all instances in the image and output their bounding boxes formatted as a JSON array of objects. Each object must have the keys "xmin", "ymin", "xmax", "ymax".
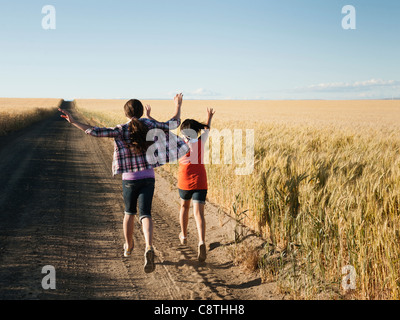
[
  {"xmin": 171, "ymin": 93, "xmax": 183, "ymax": 121},
  {"xmin": 206, "ymin": 107, "xmax": 215, "ymax": 129},
  {"xmin": 200, "ymin": 107, "xmax": 215, "ymax": 140},
  {"xmin": 145, "ymin": 93, "xmax": 183, "ymax": 131},
  {"xmin": 164, "ymin": 93, "xmax": 183, "ymax": 130}
]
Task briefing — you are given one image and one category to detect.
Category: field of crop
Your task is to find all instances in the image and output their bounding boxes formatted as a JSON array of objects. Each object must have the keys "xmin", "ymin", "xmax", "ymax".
[
  {"xmin": 0, "ymin": 98, "xmax": 62, "ymax": 136},
  {"xmin": 75, "ymin": 98, "xmax": 400, "ymax": 299}
]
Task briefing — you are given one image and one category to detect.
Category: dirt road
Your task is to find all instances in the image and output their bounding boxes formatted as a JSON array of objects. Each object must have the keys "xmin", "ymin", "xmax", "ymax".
[{"xmin": 0, "ymin": 101, "xmax": 279, "ymax": 300}]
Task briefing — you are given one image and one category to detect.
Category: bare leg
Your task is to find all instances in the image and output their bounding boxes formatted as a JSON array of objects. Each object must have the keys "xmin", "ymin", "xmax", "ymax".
[
  {"xmin": 141, "ymin": 217, "xmax": 154, "ymax": 249},
  {"xmin": 193, "ymin": 202, "xmax": 206, "ymax": 244},
  {"xmin": 142, "ymin": 217, "xmax": 156, "ymax": 273},
  {"xmin": 179, "ymin": 199, "xmax": 191, "ymax": 238},
  {"xmin": 123, "ymin": 214, "xmax": 135, "ymax": 250}
]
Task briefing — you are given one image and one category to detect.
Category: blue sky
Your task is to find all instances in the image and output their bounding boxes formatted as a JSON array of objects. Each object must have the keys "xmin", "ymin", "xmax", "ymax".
[{"xmin": 0, "ymin": 0, "xmax": 399, "ymax": 100}]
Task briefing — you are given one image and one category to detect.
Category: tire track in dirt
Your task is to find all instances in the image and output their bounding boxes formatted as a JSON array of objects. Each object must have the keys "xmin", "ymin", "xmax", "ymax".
[{"xmin": 0, "ymin": 101, "xmax": 280, "ymax": 300}]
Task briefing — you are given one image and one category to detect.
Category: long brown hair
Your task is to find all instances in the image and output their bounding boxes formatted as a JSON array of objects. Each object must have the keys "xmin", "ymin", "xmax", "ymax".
[
  {"xmin": 124, "ymin": 99, "xmax": 153, "ymax": 154},
  {"xmin": 180, "ymin": 119, "xmax": 209, "ymax": 140}
]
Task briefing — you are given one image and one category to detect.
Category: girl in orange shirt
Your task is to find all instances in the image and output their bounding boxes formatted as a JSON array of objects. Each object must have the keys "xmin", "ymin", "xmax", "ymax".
[{"xmin": 178, "ymin": 108, "xmax": 215, "ymax": 262}]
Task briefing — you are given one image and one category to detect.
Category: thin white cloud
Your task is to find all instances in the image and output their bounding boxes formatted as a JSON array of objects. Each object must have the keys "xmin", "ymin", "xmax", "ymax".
[
  {"xmin": 168, "ymin": 88, "xmax": 221, "ymax": 99},
  {"xmin": 189, "ymin": 88, "xmax": 221, "ymax": 97},
  {"xmin": 283, "ymin": 78, "xmax": 400, "ymax": 99},
  {"xmin": 302, "ymin": 79, "xmax": 400, "ymax": 92}
]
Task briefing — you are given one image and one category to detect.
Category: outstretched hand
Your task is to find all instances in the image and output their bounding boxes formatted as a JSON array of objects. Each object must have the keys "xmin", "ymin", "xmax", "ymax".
[
  {"xmin": 145, "ymin": 104, "xmax": 151, "ymax": 118},
  {"xmin": 206, "ymin": 107, "xmax": 215, "ymax": 129},
  {"xmin": 207, "ymin": 107, "xmax": 215, "ymax": 119},
  {"xmin": 59, "ymin": 108, "xmax": 75, "ymax": 124},
  {"xmin": 174, "ymin": 93, "xmax": 183, "ymax": 107}
]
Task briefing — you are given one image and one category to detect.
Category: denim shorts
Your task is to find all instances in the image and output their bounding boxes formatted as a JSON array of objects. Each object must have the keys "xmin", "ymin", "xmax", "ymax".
[
  {"xmin": 178, "ymin": 189, "xmax": 208, "ymax": 204},
  {"xmin": 122, "ymin": 178, "xmax": 155, "ymax": 221}
]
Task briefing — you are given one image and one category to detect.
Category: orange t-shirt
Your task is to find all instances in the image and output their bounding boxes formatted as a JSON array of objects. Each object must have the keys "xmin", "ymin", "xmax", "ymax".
[{"xmin": 178, "ymin": 133, "xmax": 208, "ymax": 190}]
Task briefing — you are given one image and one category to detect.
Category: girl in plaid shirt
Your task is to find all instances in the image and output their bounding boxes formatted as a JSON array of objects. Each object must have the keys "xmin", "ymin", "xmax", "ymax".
[{"xmin": 59, "ymin": 94, "xmax": 188, "ymax": 273}]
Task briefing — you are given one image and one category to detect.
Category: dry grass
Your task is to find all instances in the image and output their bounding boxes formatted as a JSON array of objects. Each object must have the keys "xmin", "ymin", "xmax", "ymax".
[
  {"xmin": 0, "ymin": 98, "xmax": 62, "ymax": 136},
  {"xmin": 74, "ymin": 98, "xmax": 400, "ymax": 299},
  {"xmin": 228, "ymin": 243, "xmax": 260, "ymax": 272}
]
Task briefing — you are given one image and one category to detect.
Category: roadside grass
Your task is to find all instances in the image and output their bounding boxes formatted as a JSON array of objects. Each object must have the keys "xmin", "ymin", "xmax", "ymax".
[
  {"xmin": 74, "ymin": 98, "xmax": 400, "ymax": 299},
  {"xmin": 0, "ymin": 98, "xmax": 63, "ymax": 136}
]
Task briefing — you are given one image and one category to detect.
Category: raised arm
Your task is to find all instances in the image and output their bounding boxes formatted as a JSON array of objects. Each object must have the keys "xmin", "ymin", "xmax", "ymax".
[
  {"xmin": 144, "ymin": 93, "xmax": 184, "ymax": 131},
  {"xmin": 145, "ymin": 104, "xmax": 157, "ymax": 122},
  {"xmin": 200, "ymin": 107, "xmax": 215, "ymax": 141},
  {"xmin": 145, "ymin": 93, "xmax": 183, "ymax": 121},
  {"xmin": 171, "ymin": 93, "xmax": 183, "ymax": 120},
  {"xmin": 206, "ymin": 107, "xmax": 215, "ymax": 129}
]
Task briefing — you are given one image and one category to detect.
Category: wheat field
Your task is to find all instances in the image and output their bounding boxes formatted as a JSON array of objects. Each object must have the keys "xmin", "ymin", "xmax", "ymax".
[
  {"xmin": 75, "ymin": 98, "xmax": 400, "ymax": 299},
  {"xmin": 0, "ymin": 98, "xmax": 62, "ymax": 136}
]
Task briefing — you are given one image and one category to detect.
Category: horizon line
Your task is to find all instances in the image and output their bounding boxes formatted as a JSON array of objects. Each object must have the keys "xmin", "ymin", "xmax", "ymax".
[{"xmin": 1, "ymin": 97, "xmax": 400, "ymax": 101}]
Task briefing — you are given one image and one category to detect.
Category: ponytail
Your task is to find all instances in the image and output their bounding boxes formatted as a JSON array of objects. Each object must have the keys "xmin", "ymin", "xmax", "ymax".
[
  {"xmin": 127, "ymin": 119, "xmax": 153, "ymax": 154},
  {"xmin": 124, "ymin": 99, "xmax": 153, "ymax": 154}
]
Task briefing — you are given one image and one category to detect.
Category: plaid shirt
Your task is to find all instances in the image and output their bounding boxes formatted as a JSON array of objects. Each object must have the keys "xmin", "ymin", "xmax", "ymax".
[{"xmin": 85, "ymin": 118, "xmax": 189, "ymax": 176}]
